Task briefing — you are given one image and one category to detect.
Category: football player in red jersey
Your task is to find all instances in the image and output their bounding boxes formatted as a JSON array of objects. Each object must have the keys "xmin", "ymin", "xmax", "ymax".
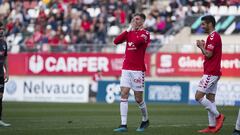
[
  {"xmin": 195, "ymin": 15, "xmax": 224, "ymax": 133},
  {"xmin": 113, "ymin": 13, "xmax": 150, "ymax": 132}
]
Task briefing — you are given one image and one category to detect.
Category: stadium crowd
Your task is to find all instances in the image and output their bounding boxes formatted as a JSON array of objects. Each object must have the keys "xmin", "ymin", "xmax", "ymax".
[{"xmin": 0, "ymin": 0, "xmax": 239, "ymax": 52}]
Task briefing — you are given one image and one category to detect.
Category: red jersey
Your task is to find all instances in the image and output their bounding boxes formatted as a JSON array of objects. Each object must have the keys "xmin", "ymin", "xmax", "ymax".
[
  {"xmin": 203, "ymin": 31, "xmax": 222, "ymax": 76},
  {"xmin": 113, "ymin": 29, "xmax": 150, "ymax": 71}
]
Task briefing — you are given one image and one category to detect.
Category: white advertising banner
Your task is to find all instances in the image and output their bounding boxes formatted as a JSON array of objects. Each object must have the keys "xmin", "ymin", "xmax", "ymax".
[
  {"xmin": 189, "ymin": 80, "xmax": 240, "ymax": 106},
  {"xmin": 3, "ymin": 76, "xmax": 89, "ymax": 103}
]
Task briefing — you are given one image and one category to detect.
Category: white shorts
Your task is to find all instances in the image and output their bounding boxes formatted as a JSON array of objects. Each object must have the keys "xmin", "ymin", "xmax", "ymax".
[
  {"xmin": 120, "ymin": 70, "xmax": 145, "ymax": 91},
  {"xmin": 197, "ymin": 74, "xmax": 220, "ymax": 94}
]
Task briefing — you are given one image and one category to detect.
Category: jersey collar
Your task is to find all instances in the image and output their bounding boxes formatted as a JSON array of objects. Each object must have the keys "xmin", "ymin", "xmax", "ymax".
[{"xmin": 209, "ymin": 30, "xmax": 215, "ymax": 35}]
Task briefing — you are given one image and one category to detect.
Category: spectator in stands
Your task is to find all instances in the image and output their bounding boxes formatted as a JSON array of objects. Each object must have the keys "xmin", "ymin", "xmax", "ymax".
[
  {"xmin": 175, "ymin": 6, "xmax": 186, "ymax": 19},
  {"xmin": 48, "ymin": 15, "xmax": 58, "ymax": 31},
  {"xmin": 155, "ymin": 16, "xmax": 166, "ymax": 34},
  {"xmin": 228, "ymin": 0, "xmax": 240, "ymax": 6},
  {"xmin": 5, "ymin": 18, "xmax": 14, "ymax": 34},
  {"xmin": 9, "ymin": 5, "xmax": 24, "ymax": 23},
  {"xmin": 169, "ymin": 0, "xmax": 181, "ymax": 12},
  {"xmin": 114, "ymin": 7, "xmax": 127, "ymax": 26},
  {"xmin": 185, "ymin": 5, "xmax": 194, "ymax": 16},
  {"xmin": 165, "ymin": 16, "xmax": 173, "ymax": 32},
  {"xmin": 98, "ymin": 5, "xmax": 108, "ymax": 21},
  {"xmin": 0, "ymin": 0, "xmax": 10, "ymax": 16},
  {"xmin": 0, "ymin": 0, "xmax": 146, "ymax": 52},
  {"xmin": 81, "ymin": 13, "xmax": 92, "ymax": 32},
  {"xmin": 107, "ymin": 0, "xmax": 117, "ymax": 15},
  {"xmin": 144, "ymin": 13, "xmax": 156, "ymax": 32},
  {"xmin": 70, "ymin": 9, "xmax": 81, "ymax": 33},
  {"xmin": 150, "ymin": 5, "xmax": 160, "ymax": 19},
  {"xmin": 94, "ymin": 16, "xmax": 107, "ymax": 44},
  {"xmin": 214, "ymin": 0, "xmax": 227, "ymax": 6},
  {"xmin": 74, "ymin": 27, "xmax": 86, "ymax": 52},
  {"xmin": 11, "ymin": 18, "xmax": 23, "ymax": 35}
]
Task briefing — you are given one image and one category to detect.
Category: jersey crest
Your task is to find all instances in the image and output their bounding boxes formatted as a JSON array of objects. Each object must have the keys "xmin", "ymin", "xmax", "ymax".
[{"xmin": 210, "ymin": 33, "xmax": 215, "ymax": 40}]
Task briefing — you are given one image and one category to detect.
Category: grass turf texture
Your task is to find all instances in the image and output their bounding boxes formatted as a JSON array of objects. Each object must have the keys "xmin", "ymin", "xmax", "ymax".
[{"xmin": 0, "ymin": 102, "xmax": 238, "ymax": 135}]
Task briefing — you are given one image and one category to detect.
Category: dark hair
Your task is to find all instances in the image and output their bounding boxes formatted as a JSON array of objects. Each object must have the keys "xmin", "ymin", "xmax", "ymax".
[
  {"xmin": 0, "ymin": 22, "xmax": 3, "ymax": 29},
  {"xmin": 201, "ymin": 15, "xmax": 216, "ymax": 27},
  {"xmin": 133, "ymin": 13, "xmax": 146, "ymax": 21}
]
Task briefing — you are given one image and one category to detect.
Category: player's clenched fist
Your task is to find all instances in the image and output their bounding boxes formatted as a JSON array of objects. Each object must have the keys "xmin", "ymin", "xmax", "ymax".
[{"xmin": 196, "ymin": 40, "xmax": 205, "ymax": 49}]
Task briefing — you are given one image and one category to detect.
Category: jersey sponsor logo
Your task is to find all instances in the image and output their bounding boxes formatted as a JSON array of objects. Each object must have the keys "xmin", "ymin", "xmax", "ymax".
[
  {"xmin": 133, "ymin": 77, "xmax": 142, "ymax": 84},
  {"xmin": 23, "ymin": 81, "xmax": 85, "ymax": 95},
  {"xmin": 127, "ymin": 42, "xmax": 136, "ymax": 50},
  {"xmin": 29, "ymin": 55, "xmax": 110, "ymax": 74},
  {"xmin": 178, "ymin": 56, "xmax": 203, "ymax": 68},
  {"xmin": 207, "ymin": 44, "xmax": 214, "ymax": 50},
  {"xmin": 128, "ymin": 42, "xmax": 134, "ymax": 47}
]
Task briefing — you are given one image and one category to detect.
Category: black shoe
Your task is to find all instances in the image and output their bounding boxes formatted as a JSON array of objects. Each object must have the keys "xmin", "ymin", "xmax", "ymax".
[
  {"xmin": 232, "ymin": 129, "xmax": 240, "ymax": 135},
  {"xmin": 136, "ymin": 120, "xmax": 149, "ymax": 132},
  {"xmin": 113, "ymin": 125, "xmax": 128, "ymax": 132}
]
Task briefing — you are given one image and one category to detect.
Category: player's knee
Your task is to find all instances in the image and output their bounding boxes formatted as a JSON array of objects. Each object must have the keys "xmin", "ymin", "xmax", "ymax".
[
  {"xmin": 135, "ymin": 98, "xmax": 143, "ymax": 104},
  {"xmin": 120, "ymin": 92, "xmax": 128, "ymax": 99},
  {"xmin": 195, "ymin": 95, "xmax": 201, "ymax": 102},
  {"xmin": 206, "ymin": 95, "xmax": 215, "ymax": 103},
  {"xmin": 195, "ymin": 91, "xmax": 205, "ymax": 102}
]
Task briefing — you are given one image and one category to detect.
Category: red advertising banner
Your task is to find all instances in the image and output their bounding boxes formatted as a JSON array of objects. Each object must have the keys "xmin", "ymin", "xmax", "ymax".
[
  {"xmin": 8, "ymin": 53, "xmax": 151, "ymax": 76},
  {"xmin": 156, "ymin": 53, "xmax": 240, "ymax": 77}
]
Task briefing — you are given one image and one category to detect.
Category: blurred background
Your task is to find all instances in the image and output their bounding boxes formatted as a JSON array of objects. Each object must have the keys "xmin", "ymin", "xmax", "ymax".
[{"xmin": 1, "ymin": 0, "xmax": 240, "ymax": 106}]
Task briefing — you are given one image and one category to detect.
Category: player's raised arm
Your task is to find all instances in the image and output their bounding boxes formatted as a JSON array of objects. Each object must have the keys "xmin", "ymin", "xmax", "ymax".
[
  {"xmin": 113, "ymin": 20, "xmax": 134, "ymax": 45},
  {"xmin": 113, "ymin": 31, "xmax": 128, "ymax": 45}
]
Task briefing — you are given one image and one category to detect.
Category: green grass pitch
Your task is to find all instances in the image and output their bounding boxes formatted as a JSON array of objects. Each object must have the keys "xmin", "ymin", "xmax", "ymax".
[{"xmin": 0, "ymin": 102, "xmax": 238, "ymax": 135}]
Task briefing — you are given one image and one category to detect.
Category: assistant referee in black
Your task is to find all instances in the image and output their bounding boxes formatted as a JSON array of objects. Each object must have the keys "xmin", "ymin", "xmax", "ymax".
[{"xmin": 0, "ymin": 22, "xmax": 10, "ymax": 127}]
